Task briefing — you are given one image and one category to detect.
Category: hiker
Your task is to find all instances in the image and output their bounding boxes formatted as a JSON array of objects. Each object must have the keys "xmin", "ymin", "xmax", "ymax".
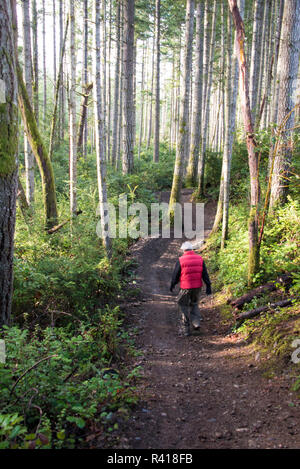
[{"xmin": 170, "ymin": 241, "xmax": 212, "ymax": 336}]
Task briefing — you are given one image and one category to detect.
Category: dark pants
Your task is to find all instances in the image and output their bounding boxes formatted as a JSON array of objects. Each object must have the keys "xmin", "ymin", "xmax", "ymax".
[{"xmin": 177, "ymin": 287, "xmax": 203, "ymax": 335}]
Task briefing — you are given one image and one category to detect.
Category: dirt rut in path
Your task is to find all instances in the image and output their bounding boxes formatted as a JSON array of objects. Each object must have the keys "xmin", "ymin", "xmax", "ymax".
[{"xmin": 121, "ymin": 190, "xmax": 300, "ymax": 449}]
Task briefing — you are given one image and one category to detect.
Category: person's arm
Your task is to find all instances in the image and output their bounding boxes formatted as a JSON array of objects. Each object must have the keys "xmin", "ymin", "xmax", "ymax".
[
  {"xmin": 202, "ymin": 261, "xmax": 212, "ymax": 294},
  {"xmin": 170, "ymin": 260, "xmax": 181, "ymax": 292}
]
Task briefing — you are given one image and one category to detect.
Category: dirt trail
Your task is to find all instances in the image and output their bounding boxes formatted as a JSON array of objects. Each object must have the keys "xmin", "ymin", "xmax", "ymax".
[{"xmin": 121, "ymin": 190, "xmax": 300, "ymax": 449}]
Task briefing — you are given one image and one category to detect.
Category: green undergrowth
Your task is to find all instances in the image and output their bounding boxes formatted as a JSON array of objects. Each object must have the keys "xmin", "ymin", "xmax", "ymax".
[
  {"xmin": 204, "ymin": 144, "xmax": 300, "ymax": 388},
  {"xmin": 0, "ymin": 307, "xmax": 141, "ymax": 449},
  {"xmin": 235, "ymin": 304, "xmax": 300, "ymax": 384},
  {"xmin": 1, "ymin": 142, "xmax": 175, "ymax": 448},
  {"xmin": 207, "ymin": 197, "xmax": 300, "ymax": 298}
]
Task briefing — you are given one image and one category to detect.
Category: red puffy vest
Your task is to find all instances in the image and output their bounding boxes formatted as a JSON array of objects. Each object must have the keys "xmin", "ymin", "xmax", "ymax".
[{"xmin": 179, "ymin": 250, "xmax": 203, "ymax": 289}]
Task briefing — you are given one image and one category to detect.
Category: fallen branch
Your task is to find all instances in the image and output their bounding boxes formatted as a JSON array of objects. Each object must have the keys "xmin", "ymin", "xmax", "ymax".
[
  {"xmin": 228, "ymin": 274, "xmax": 292, "ymax": 310},
  {"xmin": 10, "ymin": 355, "xmax": 58, "ymax": 397},
  {"xmin": 47, "ymin": 210, "xmax": 82, "ymax": 234},
  {"xmin": 236, "ymin": 298, "xmax": 294, "ymax": 324}
]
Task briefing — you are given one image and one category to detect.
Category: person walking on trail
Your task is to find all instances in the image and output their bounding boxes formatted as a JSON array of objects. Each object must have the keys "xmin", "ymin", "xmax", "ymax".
[{"xmin": 170, "ymin": 241, "xmax": 212, "ymax": 336}]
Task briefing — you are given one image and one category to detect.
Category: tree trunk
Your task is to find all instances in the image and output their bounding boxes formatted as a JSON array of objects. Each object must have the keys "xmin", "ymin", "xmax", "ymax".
[
  {"xmin": 107, "ymin": 0, "xmax": 113, "ymax": 162},
  {"xmin": 153, "ymin": 0, "xmax": 160, "ymax": 163},
  {"xmin": 122, "ymin": 0, "xmax": 135, "ymax": 175},
  {"xmin": 69, "ymin": 0, "xmax": 77, "ymax": 215},
  {"xmin": 147, "ymin": 34, "xmax": 155, "ymax": 149},
  {"xmin": 111, "ymin": 0, "xmax": 121, "ymax": 166},
  {"xmin": 31, "ymin": 0, "xmax": 39, "ymax": 123},
  {"xmin": 77, "ymin": 83, "xmax": 93, "ymax": 152},
  {"xmin": 270, "ymin": 0, "xmax": 284, "ymax": 126},
  {"xmin": 93, "ymin": 0, "xmax": 111, "ymax": 256},
  {"xmin": 186, "ymin": 0, "xmax": 204, "ymax": 187},
  {"xmin": 22, "ymin": 0, "xmax": 35, "ymax": 206},
  {"xmin": 59, "ymin": 0, "xmax": 65, "ymax": 141},
  {"xmin": 195, "ymin": 0, "xmax": 217, "ymax": 199},
  {"xmin": 101, "ymin": 0, "xmax": 107, "ymax": 161},
  {"xmin": 0, "ymin": 0, "xmax": 18, "ymax": 327},
  {"xmin": 236, "ymin": 299, "xmax": 293, "ymax": 323},
  {"xmin": 138, "ymin": 41, "xmax": 146, "ymax": 159},
  {"xmin": 17, "ymin": 61, "xmax": 58, "ymax": 229},
  {"xmin": 49, "ymin": 15, "xmax": 69, "ymax": 161},
  {"xmin": 117, "ymin": 2, "xmax": 124, "ymax": 170},
  {"xmin": 228, "ymin": 0, "xmax": 260, "ymax": 286},
  {"xmin": 53, "ymin": 0, "xmax": 57, "ymax": 94},
  {"xmin": 221, "ymin": 9, "xmax": 233, "ymax": 248},
  {"xmin": 249, "ymin": 0, "xmax": 264, "ymax": 124},
  {"xmin": 269, "ymin": 0, "xmax": 300, "ymax": 208},
  {"xmin": 169, "ymin": 0, "xmax": 195, "ymax": 212},
  {"xmin": 42, "ymin": 0, "xmax": 47, "ymax": 127}
]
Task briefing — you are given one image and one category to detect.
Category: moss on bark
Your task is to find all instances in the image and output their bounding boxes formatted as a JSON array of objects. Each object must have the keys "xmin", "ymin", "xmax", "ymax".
[
  {"xmin": 0, "ymin": 103, "xmax": 18, "ymax": 176},
  {"xmin": 16, "ymin": 60, "xmax": 58, "ymax": 228}
]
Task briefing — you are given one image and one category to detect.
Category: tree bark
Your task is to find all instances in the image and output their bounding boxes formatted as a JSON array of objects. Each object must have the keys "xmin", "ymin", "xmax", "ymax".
[
  {"xmin": 122, "ymin": 0, "xmax": 135, "ymax": 174},
  {"xmin": 42, "ymin": 0, "xmax": 47, "ymax": 127},
  {"xmin": 153, "ymin": 0, "xmax": 160, "ymax": 163},
  {"xmin": 49, "ymin": 15, "xmax": 69, "ymax": 161},
  {"xmin": 111, "ymin": 0, "xmax": 121, "ymax": 166},
  {"xmin": 93, "ymin": 0, "xmax": 111, "ymax": 256},
  {"xmin": 186, "ymin": 0, "xmax": 204, "ymax": 187},
  {"xmin": 53, "ymin": 0, "xmax": 57, "ymax": 94},
  {"xmin": 195, "ymin": 0, "xmax": 217, "ymax": 199},
  {"xmin": 236, "ymin": 299, "xmax": 294, "ymax": 323},
  {"xmin": 22, "ymin": 0, "xmax": 35, "ymax": 206},
  {"xmin": 138, "ymin": 41, "xmax": 146, "ymax": 159},
  {"xmin": 169, "ymin": 0, "xmax": 195, "ymax": 212},
  {"xmin": 16, "ymin": 61, "xmax": 58, "ymax": 229},
  {"xmin": 77, "ymin": 83, "xmax": 93, "ymax": 153},
  {"xmin": 228, "ymin": 0, "xmax": 260, "ymax": 286},
  {"xmin": 69, "ymin": 0, "xmax": 77, "ymax": 215},
  {"xmin": 59, "ymin": 0, "xmax": 65, "ymax": 141},
  {"xmin": 0, "ymin": 0, "xmax": 19, "ymax": 326},
  {"xmin": 249, "ymin": 0, "xmax": 264, "ymax": 124},
  {"xmin": 269, "ymin": 0, "xmax": 300, "ymax": 208},
  {"xmin": 31, "ymin": 0, "xmax": 39, "ymax": 123}
]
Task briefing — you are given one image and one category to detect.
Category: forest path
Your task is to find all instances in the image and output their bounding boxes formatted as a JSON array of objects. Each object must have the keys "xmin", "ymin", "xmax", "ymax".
[{"xmin": 120, "ymin": 190, "xmax": 300, "ymax": 449}]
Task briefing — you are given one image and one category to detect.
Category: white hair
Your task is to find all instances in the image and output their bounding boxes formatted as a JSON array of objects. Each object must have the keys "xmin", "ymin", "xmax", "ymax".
[{"xmin": 180, "ymin": 241, "xmax": 194, "ymax": 251}]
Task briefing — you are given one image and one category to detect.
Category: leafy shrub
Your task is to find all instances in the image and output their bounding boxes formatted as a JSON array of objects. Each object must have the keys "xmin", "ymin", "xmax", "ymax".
[{"xmin": 0, "ymin": 308, "xmax": 139, "ymax": 448}]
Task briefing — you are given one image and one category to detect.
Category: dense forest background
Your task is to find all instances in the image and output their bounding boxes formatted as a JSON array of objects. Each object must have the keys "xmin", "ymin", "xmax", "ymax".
[{"xmin": 0, "ymin": 0, "xmax": 299, "ymax": 449}]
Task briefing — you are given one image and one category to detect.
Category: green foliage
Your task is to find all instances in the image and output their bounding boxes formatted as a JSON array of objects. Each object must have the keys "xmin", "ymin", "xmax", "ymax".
[
  {"xmin": 0, "ymin": 413, "xmax": 27, "ymax": 449},
  {"xmin": 207, "ymin": 198, "xmax": 300, "ymax": 296},
  {"xmin": 259, "ymin": 197, "xmax": 300, "ymax": 280},
  {"xmin": 207, "ymin": 204, "xmax": 249, "ymax": 295},
  {"xmin": 0, "ymin": 308, "xmax": 139, "ymax": 449},
  {"xmin": 11, "ymin": 142, "xmax": 176, "ymax": 448},
  {"xmin": 203, "ymin": 149, "xmax": 222, "ymax": 197}
]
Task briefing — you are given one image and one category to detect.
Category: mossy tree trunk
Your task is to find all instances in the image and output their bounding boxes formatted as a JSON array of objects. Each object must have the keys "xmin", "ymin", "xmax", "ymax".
[
  {"xmin": 0, "ymin": 0, "xmax": 18, "ymax": 327},
  {"xmin": 22, "ymin": 0, "xmax": 35, "ymax": 206},
  {"xmin": 16, "ymin": 61, "xmax": 58, "ymax": 230}
]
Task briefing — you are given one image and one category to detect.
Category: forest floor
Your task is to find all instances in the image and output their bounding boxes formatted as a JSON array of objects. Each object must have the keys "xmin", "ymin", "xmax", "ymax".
[{"xmin": 117, "ymin": 189, "xmax": 300, "ymax": 449}]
